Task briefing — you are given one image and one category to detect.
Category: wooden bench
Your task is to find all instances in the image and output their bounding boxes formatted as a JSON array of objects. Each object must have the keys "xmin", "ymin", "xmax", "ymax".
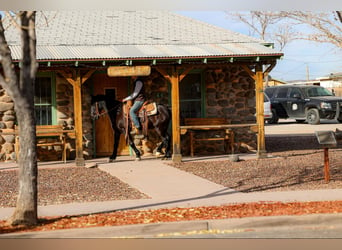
[
  {"xmin": 14, "ymin": 125, "xmax": 75, "ymax": 163},
  {"xmin": 181, "ymin": 118, "xmax": 233, "ymax": 157},
  {"xmin": 180, "ymin": 118, "xmax": 258, "ymax": 157}
]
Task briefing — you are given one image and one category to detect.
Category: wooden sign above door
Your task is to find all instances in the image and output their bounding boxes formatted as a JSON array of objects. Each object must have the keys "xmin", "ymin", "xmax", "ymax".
[{"xmin": 107, "ymin": 66, "xmax": 151, "ymax": 77}]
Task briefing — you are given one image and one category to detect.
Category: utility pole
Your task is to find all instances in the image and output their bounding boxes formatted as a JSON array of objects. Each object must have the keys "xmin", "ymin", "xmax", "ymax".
[{"xmin": 306, "ymin": 64, "xmax": 310, "ymax": 81}]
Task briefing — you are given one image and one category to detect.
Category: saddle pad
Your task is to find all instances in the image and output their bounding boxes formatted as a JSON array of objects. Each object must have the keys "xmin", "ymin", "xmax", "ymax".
[{"xmin": 145, "ymin": 102, "xmax": 157, "ymax": 116}]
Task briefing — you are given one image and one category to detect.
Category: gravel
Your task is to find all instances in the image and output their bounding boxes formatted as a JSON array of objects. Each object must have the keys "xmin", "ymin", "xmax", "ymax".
[
  {"xmin": 171, "ymin": 149, "xmax": 342, "ymax": 193},
  {"xmin": 0, "ymin": 167, "xmax": 149, "ymax": 208},
  {"xmin": 1, "ymin": 135, "xmax": 342, "ymax": 208},
  {"xmin": 171, "ymin": 135, "xmax": 342, "ymax": 192}
]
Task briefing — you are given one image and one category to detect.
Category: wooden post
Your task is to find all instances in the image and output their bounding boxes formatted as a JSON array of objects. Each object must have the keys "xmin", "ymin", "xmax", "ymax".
[
  {"xmin": 155, "ymin": 66, "xmax": 193, "ymax": 162},
  {"xmin": 255, "ymin": 69, "xmax": 266, "ymax": 158},
  {"xmin": 324, "ymin": 148, "xmax": 330, "ymax": 183},
  {"xmin": 170, "ymin": 66, "xmax": 182, "ymax": 162},
  {"xmin": 73, "ymin": 70, "xmax": 84, "ymax": 166},
  {"xmin": 242, "ymin": 64, "xmax": 267, "ymax": 158},
  {"xmin": 57, "ymin": 69, "xmax": 95, "ymax": 166}
]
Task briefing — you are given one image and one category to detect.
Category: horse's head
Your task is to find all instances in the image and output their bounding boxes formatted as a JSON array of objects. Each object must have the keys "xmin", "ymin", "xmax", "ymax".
[{"xmin": 90, "ymin": 95, "xmax": 108, "ymax": 120}]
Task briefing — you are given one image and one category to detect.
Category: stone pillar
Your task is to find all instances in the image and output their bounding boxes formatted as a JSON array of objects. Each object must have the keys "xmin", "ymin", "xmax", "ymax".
[{"xmin": 0, "ymin": 90, "xmax": 15, "ymax": 161}]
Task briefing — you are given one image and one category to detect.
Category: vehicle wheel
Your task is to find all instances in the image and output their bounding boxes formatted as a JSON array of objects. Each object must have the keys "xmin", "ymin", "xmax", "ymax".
[
  {"xmin": 267, "ymin": 109, "xmax": 279, "ymax": 124},
  {"xmin": 306, "ymin": 108, "xmax": 320, "ymax": 125},
  {"xmin": 295, "ymin": 119, "xmax": 305, "ymax": 123}
]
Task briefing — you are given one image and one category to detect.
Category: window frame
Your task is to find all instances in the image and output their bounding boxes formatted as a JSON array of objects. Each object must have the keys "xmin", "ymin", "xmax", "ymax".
[
  {"xmin": 178, "ymin": 69, "xmax": 205, "ymax": 118},
  {"xmin": 34, "ymin": 72, "xmax": 57, "ymax": 125}
]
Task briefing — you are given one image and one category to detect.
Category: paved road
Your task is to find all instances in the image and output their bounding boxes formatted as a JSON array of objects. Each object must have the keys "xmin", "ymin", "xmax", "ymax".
[{"xmin": 265, "ymin": 119, "xmax": 342, "ymax": 136}]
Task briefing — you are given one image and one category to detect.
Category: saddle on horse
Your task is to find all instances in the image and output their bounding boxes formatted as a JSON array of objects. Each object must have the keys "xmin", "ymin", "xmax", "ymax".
[{"xmin": 124, "ymin": 100, "xmax": 158, "ymax": 137}]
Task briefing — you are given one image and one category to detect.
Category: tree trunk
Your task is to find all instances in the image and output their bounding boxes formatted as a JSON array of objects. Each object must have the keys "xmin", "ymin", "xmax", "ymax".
[
  {"xmin": 10, "ymin": 11, "xmax": 38, "ymax": 226},
  {"xmin": 10, "ymin": 106, "xmax": 38, "ymax": 226},
  {"xmin": 0, "ymin": 11, "xmax": 38, "ymax": 226}
]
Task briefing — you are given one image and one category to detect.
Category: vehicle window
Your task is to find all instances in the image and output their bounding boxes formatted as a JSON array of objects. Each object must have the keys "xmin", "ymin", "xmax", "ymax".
[
  {"xmin": 264, "ymin": 93, "xmax": 270, "ymax": 102},
  {"xmin": 289, "ymin": 88, "xmax": 302, "ymax": 98},
  {"xmin": 275, "ymin": 87, "xmax": 289, "ymax": 98},
  {"xmin": 306, "ymin": 87, "xmax": 333, "ymax": 97},
  {"xmin": 265, "ymin": 88, "xmax": 276, "ymax": 98}
]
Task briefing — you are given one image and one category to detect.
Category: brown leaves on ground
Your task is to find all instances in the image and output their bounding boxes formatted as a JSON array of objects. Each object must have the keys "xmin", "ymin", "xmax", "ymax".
[{"xmin": 1, "ymin": 200, "xmax": 342, "ymax": 234}]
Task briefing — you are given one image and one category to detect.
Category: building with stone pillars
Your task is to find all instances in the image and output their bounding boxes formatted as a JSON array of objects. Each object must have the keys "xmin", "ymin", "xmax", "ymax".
[{"xmin": 0, "ymin": 11, "xmax": 283, "ymax": 163}]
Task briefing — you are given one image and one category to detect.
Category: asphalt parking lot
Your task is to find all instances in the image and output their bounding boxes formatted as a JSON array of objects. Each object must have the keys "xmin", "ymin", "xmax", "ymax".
[{"xmin": 265, "ymin": 119, "xmax": 342, "ymax": 136}]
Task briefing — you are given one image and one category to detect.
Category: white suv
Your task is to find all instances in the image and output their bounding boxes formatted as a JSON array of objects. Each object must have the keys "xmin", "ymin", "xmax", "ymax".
[{"xmin": 264, "ymin": 93, "xmax": 273, "ymax": 122}]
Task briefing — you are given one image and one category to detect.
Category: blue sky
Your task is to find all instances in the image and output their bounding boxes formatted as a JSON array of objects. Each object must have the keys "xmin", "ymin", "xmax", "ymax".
[{"xmin": 176, "ymin": 11, "xmax": 342, "ymax": 82}]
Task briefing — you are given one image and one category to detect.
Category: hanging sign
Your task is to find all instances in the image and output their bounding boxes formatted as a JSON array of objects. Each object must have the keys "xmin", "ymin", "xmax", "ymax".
[{"xmin": 107, "ymin": 66, "xmax": 151, "ymax": 77}]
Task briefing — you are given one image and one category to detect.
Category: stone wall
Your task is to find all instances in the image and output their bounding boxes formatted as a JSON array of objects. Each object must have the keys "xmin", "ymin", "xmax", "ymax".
[
  {"xmin": 0, "ymin": 90, "xmax": 16, "ymax": 161},
  {"xmin": 0, "ymin": 74, "xmax": 94, "ymax": 162},
  {"xmin": 180, "ymin": 65, "xmax": 257, "ymax": 156}
]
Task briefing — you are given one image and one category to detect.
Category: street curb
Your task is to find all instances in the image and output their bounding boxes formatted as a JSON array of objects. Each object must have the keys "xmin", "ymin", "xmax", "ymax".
[{"xmin": 2, "ymin": 213, "xmax": 342, "ymax": 238}]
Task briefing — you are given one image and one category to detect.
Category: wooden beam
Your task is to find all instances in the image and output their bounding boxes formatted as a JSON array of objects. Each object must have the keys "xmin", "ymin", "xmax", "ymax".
[
  {"xmin": 57, "ymin": 70, "xmax": 76, "ymax": 86},
  {"xmin": 179, "ymin": 67, "xmax": 194, "ymax": 82},
  {"xmin": 155, "ymin": 67, "xmax": 172, "ymax": 82},
  {"xmin": 155, "ymin": 65, "xmax": 194, "ymax": 162},
  {"xmin": 57, "ymin": 69, "xmax": 96, "ymax": 166},
  {"xmin": 107, "ymin": 66, "xmax": 151, "ymax": 77},
  {"xmin": 170, "ymin": 66, "xmax": 182, "ymax": 162},
  {"xmin": 242, "ymin": 65, "xmax": 256, "ymax": 80},
  {"xmin": 82, "ymin": 69, "xmax": 96, "ymax": 84},
  {"xmin": 263, "ymin": 61, "xmax": 276, "ymax": 75},
  {"xmin": 73, "ymin": 70, "xmax": 85, "ymax": 166},
  {"xmin": 255, "ymin": 69, "xmax": 266, "ymax": 158}
]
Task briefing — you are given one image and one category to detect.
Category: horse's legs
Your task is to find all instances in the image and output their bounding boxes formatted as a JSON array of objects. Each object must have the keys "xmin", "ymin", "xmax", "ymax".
[
  {"xmin": 127, "ymin": 134, "xmax": 141, "ymax": 160},
  {"xmin": 109, "ymin": 130, "xmax": 121, "ymax": 162},
  {"xmin": 155, "ymin": 132, "xmax": 171, "ymax": 159},
  {"xmin": 162, "ymin": 133, "xmax": 171, "ymax": 158}
]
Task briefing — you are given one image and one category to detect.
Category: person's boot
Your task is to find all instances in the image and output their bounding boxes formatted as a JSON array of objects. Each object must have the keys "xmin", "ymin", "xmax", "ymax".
[
  {"xmin": 135, "ymin": 127, "xmax": 144, "ymax": 139},
  {"xmin": 130, "ymin": 126, "xmax": 137, "ymax": 135},
  {"xmin": 136, "ymin": 127, "xmax": 142, "ymax": 135}
]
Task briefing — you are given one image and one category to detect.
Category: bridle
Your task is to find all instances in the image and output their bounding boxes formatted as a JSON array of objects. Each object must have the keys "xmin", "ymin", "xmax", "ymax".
[{"xmin": 92, "ymin": 100, "xmax": 121, "ymax": 119}]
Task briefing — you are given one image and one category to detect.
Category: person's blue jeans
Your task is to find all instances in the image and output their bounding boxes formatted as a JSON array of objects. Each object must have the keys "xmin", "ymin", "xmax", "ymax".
[{"xmin": 130, "ymin": 101, "xmax": 143, "ymax": 129}]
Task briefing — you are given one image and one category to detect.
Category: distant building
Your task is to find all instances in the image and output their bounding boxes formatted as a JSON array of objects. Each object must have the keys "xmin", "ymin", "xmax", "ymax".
[
  {"xmin": 285, "ymin": 72, "xmax": 342, "ymax": 96},
  {"xmin": 318, "ymin": 72, "xmax": 342, "ymax": 96},
  {"xmin": 264, "ymin": 75, "xmax": 288, "ymax": 87}
]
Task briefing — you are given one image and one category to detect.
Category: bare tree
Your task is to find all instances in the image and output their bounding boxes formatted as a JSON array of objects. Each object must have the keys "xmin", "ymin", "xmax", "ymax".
[
  {"xmin": 336, "ymin": 11, "xmax": 342, "ymax": 23},
  {"xmin": 228, "ymin": 11, "xmax": 294, "ymax": 50},
  {"xmin": 274, "ymin": 11, "xmax": 342, "ymax": 48},
  {"xmin": 227, "ymin": 11, "xmax": 342, "ymax": 50},
  {"xmin": 0, "ymin": 11, "xmax": 38, "ymax": 225}
]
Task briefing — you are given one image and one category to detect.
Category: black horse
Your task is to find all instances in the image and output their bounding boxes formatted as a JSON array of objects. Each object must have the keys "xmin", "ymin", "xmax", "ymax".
[{"xmin": 90, "ymin": 94, "xmax": 171, "ymax": 161}]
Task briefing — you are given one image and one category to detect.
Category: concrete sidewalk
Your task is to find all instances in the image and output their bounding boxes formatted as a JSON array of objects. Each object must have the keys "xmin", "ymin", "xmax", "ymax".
[{"xmin": 1, "ymin": 154, "xmax": 342, "ymax": 238}]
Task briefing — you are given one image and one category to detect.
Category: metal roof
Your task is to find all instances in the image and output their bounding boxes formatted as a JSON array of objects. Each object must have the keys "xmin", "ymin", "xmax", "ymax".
[{"xmin": 4, "ymin": 11, "xmax": 283, "ymax": 62}]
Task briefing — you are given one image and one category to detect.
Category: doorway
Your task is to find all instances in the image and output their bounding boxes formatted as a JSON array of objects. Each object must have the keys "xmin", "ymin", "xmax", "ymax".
[{"xmin": 92, "ymin": 73, "xmax": 129, "ymax": 156}]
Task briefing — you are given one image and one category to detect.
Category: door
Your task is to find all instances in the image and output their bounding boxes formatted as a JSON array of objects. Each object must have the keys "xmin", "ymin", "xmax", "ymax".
[
  {"xmin": 273, "ymin": 86, "xmax": 290, "ymax": 118},
  {"xmin": 92, "ymin": 73, "xmax": 129, "ymax": 156},
  {"xmin": 286, "ymin": 87, "xmax": 306, "ymax": 119}
]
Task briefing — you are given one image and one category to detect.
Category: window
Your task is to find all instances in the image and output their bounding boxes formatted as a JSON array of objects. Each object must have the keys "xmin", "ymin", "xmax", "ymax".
[
  {"xmin": 276, "ymin": 87, "xmax": 289, "ymax": 98},
  {"xmin": 289, "ymin": 88, "xmax": 302, "ymax": 98},
  {"xmin": 179, "ymin": 72, "xmax": 203, "ymax": 118},
  {"xmin": 34, "ymin": 73, "xmax": 56, "ymax": 125}
]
